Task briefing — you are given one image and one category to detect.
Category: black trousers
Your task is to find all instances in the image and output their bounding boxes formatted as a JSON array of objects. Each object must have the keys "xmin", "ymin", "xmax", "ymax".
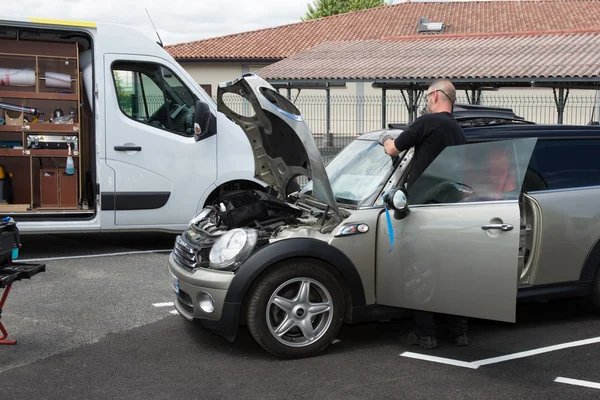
[{"xmin": 413, "ymin": 310, "xmax": 468, "ymax": 337}]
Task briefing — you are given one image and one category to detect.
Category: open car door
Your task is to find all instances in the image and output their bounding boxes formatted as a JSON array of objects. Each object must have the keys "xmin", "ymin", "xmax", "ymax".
[{"xmin": 376, "ymin": 138, "xmax": 537, "ymax": 323}]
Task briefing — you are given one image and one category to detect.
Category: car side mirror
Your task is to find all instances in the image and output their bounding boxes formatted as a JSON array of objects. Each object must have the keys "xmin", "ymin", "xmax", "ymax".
[
  {"xmin": 383, "ymin": 187, "xmax": 409, "ymax": 220},
  {"xmin": 193, "ymin": 100, "xmax": 216, "ymax": 141}
]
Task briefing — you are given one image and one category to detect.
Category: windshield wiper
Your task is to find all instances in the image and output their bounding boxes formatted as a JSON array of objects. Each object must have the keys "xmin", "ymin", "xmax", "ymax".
[{"xmin": 334, "ymin": 196, "xmax": 354, "ymax": 205}]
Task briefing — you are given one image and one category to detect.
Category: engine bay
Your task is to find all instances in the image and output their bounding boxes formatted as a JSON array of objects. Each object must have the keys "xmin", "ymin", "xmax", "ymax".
[{"xmin": 172, "ymin": 189, "xmax": 339, "ymax": 271}]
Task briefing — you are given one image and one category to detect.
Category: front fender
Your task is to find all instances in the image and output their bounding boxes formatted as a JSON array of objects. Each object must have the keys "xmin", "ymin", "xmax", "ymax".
[{"xmin": 225, "ymin": 237, "xmax": 367, "ymax": 308}]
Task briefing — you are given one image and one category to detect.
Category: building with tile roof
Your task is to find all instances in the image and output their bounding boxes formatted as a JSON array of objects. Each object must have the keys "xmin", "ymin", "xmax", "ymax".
[
  {"xmin": 165, "ymin": 0, "xmax": 600, "ymax": 97},
  {"xmin": 164, "ymin": 1, "xmax": 600, "ymax": 149},
  {"xmin": 257, "ymin": 29, "xmax": 600, "ymax": 86},
  {"xmin": 254, "ymin": 28, "xmax": 600, "ymax": 130}
]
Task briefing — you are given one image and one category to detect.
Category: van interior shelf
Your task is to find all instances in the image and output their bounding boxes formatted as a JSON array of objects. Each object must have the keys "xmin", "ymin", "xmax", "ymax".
[
  {"xmin": 0, "ymin": 91, "xmax": 78, "ymax": 101},
  {"xmin": 0, "ymin": 124, "xmax": 79, "ymax": 133},
  {"xmin": 0, "ymin": 37, "xmax": 89, "ymax": 215}
]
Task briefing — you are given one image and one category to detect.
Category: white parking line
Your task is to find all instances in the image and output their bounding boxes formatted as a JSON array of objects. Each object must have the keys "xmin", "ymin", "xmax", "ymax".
[
  {"xmin": 20, "ymin": 249, "xmax": 172, "ymax": 262},
  {"xmin": 400, "ymin": 336, "xmax": 600, "ymax": 369},
  {"xmin": 473, "ymin": 336, "xmax": 600, "ymax": 367},
  {"xmin": 555, "ymin": 377, "xmax": 600, "ymax": 390},
  {"xmin": 153, "ymin": 302, "xmax": 175, "ymax": 307},
  {"xmin": 401, "ymin": 352, "xmax": 479, "ymax": 369},
  {"xmin": 169, "ymin": 310, "xmax": 179, "ymax": 315}
]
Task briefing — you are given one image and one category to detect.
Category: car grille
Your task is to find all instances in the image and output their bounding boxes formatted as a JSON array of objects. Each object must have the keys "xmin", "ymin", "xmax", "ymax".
[
  {"xmin": 173, "ymin": 236, "xmax": 197, "ymax": 271},
  {"xmin": 177, "ymin": 289, "xmax": 194, "ymax": 314},
  {"xmin": 172, "ymin": 235, "xmax": 211, "ymax": 271}
]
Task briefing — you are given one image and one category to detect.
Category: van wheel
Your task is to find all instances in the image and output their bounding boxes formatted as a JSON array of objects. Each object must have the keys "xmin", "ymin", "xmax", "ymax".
[{"xmin": 246, "ymin": 260, "xmax": 345, "ymax": 359}]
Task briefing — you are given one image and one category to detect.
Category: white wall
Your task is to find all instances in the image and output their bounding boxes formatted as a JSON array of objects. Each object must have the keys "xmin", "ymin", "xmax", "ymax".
[
  {"xmin": 180, "ymin": 62, "xmax": 243, "ymax": 97},
  {"xmin": 180, "ymin": 61, "xmax": 272, "ymax": 97}
]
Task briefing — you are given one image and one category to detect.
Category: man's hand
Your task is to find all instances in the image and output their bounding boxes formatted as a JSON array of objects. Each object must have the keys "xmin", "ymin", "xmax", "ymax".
[
  {"xmin": 379, "ymin": 132, "xmax": 400, "ymax": 156},
  {"xmin": 378, "ymin": 132, "xmax": 392, "ymax": 146}
]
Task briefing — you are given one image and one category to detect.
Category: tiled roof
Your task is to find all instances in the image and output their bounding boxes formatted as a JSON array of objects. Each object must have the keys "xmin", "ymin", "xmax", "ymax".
[
  {"xmin": 165, "ymin": 0, "xmax": 600, "ymax": 60},
  {"xmin": 254, "ymin": 29, "xmax": 600, "ymax": 82}
]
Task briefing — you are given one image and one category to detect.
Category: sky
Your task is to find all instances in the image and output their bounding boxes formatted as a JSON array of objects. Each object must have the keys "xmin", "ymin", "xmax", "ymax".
[{"xmin": 3, "ymin": 0, "xmax": 423, "ymax": 45}]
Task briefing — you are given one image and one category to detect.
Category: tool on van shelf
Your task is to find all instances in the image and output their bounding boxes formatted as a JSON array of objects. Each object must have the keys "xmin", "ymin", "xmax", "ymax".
[
  {"xmin": 53, "ymin": 106, "xmax": 63, "ymax": 119},
  {"xmin": 66, "ymin": 143, "xmax": 75, "ymax": 175},
  {"xmin": 0, "ymin": 67, "xmax": 35, "ymax": 87},
  {"xmin": 0, "ymin": 101, "xmax": 43, "ymax": 116},
  {"xmin": 1, "ymin": 68, "xmax": 72, "ymax": 89},
  {"xmin": 26, "ymin": 135, "xmax": 78, "ymax": 150}
]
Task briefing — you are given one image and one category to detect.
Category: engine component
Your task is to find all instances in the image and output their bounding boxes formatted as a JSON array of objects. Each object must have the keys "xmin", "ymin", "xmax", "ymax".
[
  {"xmin": 213, "ymin": 189, "xmax": 303, "ymax": 229},
  {"xmin": 173, "ymin": 190, "xmax": 305, "ymax": 271}
]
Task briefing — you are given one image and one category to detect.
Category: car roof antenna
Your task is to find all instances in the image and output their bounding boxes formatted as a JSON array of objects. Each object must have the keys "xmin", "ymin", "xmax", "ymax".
[{"xmin": 145, "ymin": 8, "xmax": 164, "ymax": 48}]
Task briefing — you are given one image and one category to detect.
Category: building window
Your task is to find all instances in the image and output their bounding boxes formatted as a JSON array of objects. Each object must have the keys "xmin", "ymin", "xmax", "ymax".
[{"xmin": 200, "ymin": 84, "xmax": 212, "ymax": 97}]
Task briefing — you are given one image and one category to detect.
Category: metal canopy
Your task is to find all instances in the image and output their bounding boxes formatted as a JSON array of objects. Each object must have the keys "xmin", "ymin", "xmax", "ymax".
[
  {"xmin": 270, "ymin": 81, "xmax": 347, "ymax": 90},
  {"xmin": 266, "ymin": 78, "xmax": 600, "ymax": 91},
  {"xmin": 264, "ymin": 76, "xmax": 600, "ymax": 89},
  {"xmin": 265, "ymin": 75, "xmax": 596, "ymax": 126},
  {"xmin": 371, "ymin": 79, "xmax": 600, "ymax": 91}
]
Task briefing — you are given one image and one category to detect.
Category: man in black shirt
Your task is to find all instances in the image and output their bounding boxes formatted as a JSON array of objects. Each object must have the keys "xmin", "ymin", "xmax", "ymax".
[
  {"xmin": 380, "ymin": 80, "xmax": 467, "ymax": 187},
  {"xmin": 379, "ymin": 79, "xmax": 469, "ymax": 349}
]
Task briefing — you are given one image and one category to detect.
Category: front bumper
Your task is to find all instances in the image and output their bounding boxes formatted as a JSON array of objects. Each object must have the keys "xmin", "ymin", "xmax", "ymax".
[{"xmin": 168, "ymin": 252, "xmax": 241, "ymax": 342}]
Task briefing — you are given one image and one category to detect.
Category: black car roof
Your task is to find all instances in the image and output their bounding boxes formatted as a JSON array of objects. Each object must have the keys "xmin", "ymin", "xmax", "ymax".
[
  {"xmin": 463, "ymin": 123, "xmax": 600, "ymax": 141},
  {"xmin": 357, "ymin": 102, "xmax": 600, "ymax": 142},
  {"xmin": 357, "ymin": 123, "xmax": 600, "ymax": 142}
]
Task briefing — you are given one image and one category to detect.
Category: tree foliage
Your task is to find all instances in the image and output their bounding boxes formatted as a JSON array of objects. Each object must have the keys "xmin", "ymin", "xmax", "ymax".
[{"xmin": 302, "ymin": 0, "xmax": 389, "ymax": 21}]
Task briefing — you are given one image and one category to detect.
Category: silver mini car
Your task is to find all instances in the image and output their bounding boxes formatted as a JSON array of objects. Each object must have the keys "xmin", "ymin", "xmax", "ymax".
[{"xmin": 168, "ymin": 73, "xmax": 600, "ymax": 359}]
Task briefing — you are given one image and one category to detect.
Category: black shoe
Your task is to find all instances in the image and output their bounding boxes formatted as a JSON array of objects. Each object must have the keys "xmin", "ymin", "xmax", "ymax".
[
  {"xmin": 452, "ymin": 334, "xmax": 469, "ymax": 347},
  {"xmin": 399, "ymin": 330, "xmax": 438, "ymax": 349}
]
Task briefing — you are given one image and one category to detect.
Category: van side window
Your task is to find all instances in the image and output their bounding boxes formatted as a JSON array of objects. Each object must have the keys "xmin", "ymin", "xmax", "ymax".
[
  {"xmin": 111, "ymin": 61, "xmax": 198, "ymax": 137},
  {"xmin": 524, "ymin": 139, "xmax": 600, "ymax": 192}
]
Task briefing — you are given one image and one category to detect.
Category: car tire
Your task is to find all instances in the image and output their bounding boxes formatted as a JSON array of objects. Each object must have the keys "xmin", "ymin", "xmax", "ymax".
[
  {"xmin": 246, "ymin": 260, "xmax": 346, "ymax": 359},
  {"xmin": 590, "ymin": 265, "xmax": 600, "ymax": 309}
]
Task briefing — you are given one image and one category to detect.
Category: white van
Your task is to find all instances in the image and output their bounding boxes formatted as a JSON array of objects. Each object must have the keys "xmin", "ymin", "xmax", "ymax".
[{"xmin": 0, "ymin": 17, "xmax": 264, "ymax": 234}]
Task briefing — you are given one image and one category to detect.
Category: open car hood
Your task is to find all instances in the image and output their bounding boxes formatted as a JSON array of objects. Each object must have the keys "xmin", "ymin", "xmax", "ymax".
[{"xmin": 216, "ymin": 73, "xmax": 340, "ymax": 216}]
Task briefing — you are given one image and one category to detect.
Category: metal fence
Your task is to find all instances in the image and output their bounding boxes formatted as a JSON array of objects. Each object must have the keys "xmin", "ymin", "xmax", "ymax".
[
  {"xmin": 218, "ymin": 92, "xmax": 600, "ymax": 161},
  {"xmin": 118, "ymin": 92, "xmax": 600, "ymax": 164},
  {"xmin": 118, "ymin": 94, "xmax": 165, "ymax": 117}
]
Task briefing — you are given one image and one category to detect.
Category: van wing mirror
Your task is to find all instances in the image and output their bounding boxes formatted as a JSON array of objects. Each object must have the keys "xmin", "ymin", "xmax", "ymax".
[{"xmin": 193, "ymin": 100, "xmax": 216, "ymax": 141}]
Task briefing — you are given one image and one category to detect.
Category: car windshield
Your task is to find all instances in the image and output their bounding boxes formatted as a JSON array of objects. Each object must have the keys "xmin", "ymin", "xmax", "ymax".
[{"xmin": 300, "ymin": 139, "xmax": 398, "ymax": 206}]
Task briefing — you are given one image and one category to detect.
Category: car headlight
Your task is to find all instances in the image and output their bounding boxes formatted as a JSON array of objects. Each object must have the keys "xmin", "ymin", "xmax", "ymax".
[
  {"xmin": 188, "ymin": 207, "xmax": 214, "ymax": 227},
  {"xmin": 209, "ymin": 228, "xmax": 257, "ymax": 271}
]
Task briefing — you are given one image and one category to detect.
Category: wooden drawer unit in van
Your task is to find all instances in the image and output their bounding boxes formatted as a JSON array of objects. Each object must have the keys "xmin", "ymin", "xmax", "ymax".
[{"xmin": 39, "ymin": 168, "xmax": 59, "ymax": 208}]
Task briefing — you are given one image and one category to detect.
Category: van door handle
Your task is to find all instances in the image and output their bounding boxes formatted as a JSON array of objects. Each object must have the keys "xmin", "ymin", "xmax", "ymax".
[
  {"xmin": 481, "ymin": 224, "xmax": 513, "ymax": 231},
  {"xmin": 114, "ymin": 145, "xmax": 142, "ymax": 151}
]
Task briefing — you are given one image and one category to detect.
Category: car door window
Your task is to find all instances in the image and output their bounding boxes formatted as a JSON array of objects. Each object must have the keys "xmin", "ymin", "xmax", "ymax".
[
  {"xmin": 112, "ymin": 61, "xmax": 198, "ymax": 137},
  {"xmin": 407, "ymin": 138, "xmax": 537, "ymax": 205},
  {"xmin": 524, "ymin": 139, "xmax": 600, "ymax": 192}
]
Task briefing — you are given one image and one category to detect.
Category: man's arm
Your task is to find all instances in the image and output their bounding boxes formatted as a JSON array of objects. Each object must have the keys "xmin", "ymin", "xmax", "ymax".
[{"xmin": 379, "ymin": 117, "xmax": 425, "ymax": 156}]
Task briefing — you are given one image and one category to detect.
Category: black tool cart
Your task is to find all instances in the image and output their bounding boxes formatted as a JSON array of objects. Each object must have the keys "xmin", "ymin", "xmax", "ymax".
[{"xmin": 0, "ymin": 217, "xmax": 45, "ymax": 345}]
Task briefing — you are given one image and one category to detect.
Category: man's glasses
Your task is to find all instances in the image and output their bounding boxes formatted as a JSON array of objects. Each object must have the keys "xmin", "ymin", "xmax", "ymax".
[{"xmin": 425, "ymin": 89, "xmax": 455, "ymax": 102}]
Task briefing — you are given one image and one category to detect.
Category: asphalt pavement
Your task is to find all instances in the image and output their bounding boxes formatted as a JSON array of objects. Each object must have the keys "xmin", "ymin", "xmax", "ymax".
[{"xmin": 1, "ymin": 234, "xmax": 599, "ymax": 399}]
